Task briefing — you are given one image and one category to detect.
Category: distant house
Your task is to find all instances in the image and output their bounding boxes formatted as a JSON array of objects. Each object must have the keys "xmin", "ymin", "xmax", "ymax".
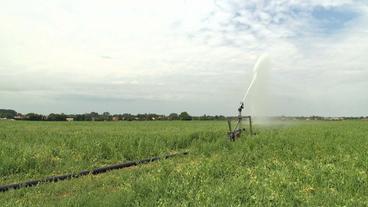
[
  {"xmin": 14, "ymin": 115, "xmax": 24, "ymax": 120},
  {"xmin": 329, "ymin": 117, "xmax": 343, "ymax": 121},
  {"xmin": 66, "ymin": 117, "xmax": 74, "ymax": 121},
  {"xmin": 112, "ymin": 116, "xmax": 120, "ymax": 121},
  {"xmin": 0, "ymin": 118, "xmax": 16, "ymax": 121}
]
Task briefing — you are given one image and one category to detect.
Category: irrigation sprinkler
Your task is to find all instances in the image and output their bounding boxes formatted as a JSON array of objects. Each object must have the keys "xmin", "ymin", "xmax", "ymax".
[
  {"xmin": 227, "ymin": 102, "xmax": 253, "ymax": 141},
  {"xmin": 227, "ymin": 54, "xmax": 270, "ymax": 141}
]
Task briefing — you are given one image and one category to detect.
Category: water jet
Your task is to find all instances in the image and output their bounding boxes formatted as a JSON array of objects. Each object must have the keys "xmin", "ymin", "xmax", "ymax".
[{"xmin": 227, "ymin": 54, "xmax": 269, "ymax": 141}]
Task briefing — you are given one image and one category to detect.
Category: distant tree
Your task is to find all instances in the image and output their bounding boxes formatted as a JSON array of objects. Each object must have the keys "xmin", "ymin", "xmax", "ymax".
[
  {"xmin": 47, "ymin": 113, "xmax": 67, "ymax": 121},
  {"xmin": 85, "ymin": 112, "xmax": 99, "ymax": 121},
  {"xmin": 26, "ymin": 113, "xmax": 44, "ymax": 121},
  {"xmin": 179, "ymin": 112, "xmax": 192, "ymax": 121},
  {"xmin": 122, "ymin": 113, "xmax": 134, "ymax": 121},
  {"xmin": 168, "ymin": 113, "xmax": 179, "ymax": 120},
  {"xmin": 199, "ymin": 114, "xmax": 211, "ymax": 120},
  {"xmin": 90, "ymin": 112, "xmax": 99, "ymax": 117},
  {"xmin": 102, "ymin": 112, "xmax": 112, "ymax": 121},
  {"xmin": 74, "ymin": 114, "xmax": 86, "ymax": 121},
  {"xmin": 0, "ymin": 109, "xmax": 17, "ymax": 119},
  {"xmin": 146, "ymin": 113, "xmax": 158, "ymax": 120},
  {"xmin": 137, "ymin": 114, "xmax": 146, "ymax": 121},
  {"xmin": 215, "ymin": 115, "xmax": 226, "ymax": 120}
]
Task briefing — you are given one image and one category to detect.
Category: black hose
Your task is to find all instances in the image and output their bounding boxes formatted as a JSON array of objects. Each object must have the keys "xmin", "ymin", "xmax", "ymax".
[{"xmin": 0, "ymin": 151, "xmax": 189, "ymax": 192}]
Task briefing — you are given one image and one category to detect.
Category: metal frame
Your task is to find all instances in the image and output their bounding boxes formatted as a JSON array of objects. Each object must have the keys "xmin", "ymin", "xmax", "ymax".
[{"xmin": 227, "ymin": 102, "xmax": 253, "ymax": 141}]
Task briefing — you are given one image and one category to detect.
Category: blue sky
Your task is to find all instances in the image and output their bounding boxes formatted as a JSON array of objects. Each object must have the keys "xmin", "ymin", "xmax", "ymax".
[
  {"xmin": 0, "ymin": 0, "xmax": 367, "ymax": 116},
  {"xmin": 311, "ymin": 5, "xmax": 359, "ymax": 34}
]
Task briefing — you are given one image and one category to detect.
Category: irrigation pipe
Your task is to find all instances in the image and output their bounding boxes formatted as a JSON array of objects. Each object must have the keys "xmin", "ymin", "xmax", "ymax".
[{"xmin": 0, "ymin": 151, "xmax": 189, "ymax": 192}]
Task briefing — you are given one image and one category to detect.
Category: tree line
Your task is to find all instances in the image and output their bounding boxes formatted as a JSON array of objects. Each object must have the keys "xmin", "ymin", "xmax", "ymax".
[
  {"xmin": 2, "ymin": 109, "xmax": 367, "ymax": 121},
  {"xmin": 0, "ymin": 109, "xmax": 226, "ymax": 121}
]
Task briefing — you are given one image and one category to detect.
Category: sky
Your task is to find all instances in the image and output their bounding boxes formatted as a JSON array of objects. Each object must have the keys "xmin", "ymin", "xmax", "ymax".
[{"xmin": 1, "ymin": 0, "xmax": 367, "ymax": 116}]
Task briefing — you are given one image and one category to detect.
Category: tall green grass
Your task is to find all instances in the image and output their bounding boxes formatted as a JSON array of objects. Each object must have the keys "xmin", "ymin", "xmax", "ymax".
[{"xmin": 0, "ymin": 120, "xmax": 367, "ymax": 206}]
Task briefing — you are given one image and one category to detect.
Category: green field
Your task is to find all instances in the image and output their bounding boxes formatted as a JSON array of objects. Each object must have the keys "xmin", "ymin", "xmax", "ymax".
[{"xmin": 0, "ymin": 120, "xmax": 367, "ymax": 206}]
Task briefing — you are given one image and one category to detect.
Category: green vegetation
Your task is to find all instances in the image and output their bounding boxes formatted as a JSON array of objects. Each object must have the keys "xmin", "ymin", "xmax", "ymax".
[
  {"xmin": 0, "ymin": 108, "xmax": 227, "ymax": 121},
  {"xmin": 0, "ymin": 120, "xmax": 367, "ymax": 206},
  {"xmin": 179, "ymin": 112, "xmax": 192, "ymax": 120},
  {"xmin": 0, "ymin": 109, "xmax": 17, "ymax": 119}
]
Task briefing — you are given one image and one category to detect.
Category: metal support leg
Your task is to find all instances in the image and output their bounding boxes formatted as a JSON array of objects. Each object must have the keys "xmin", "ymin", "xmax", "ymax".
[{"xmin": 249, "ymin": 116, "xmax": 253, "ymax": 136}]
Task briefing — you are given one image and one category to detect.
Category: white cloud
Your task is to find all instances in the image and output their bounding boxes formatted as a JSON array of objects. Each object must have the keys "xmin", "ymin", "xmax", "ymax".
[{"xmin": 0, "ymin": 0, "xmax": 367, "ymax": 116}]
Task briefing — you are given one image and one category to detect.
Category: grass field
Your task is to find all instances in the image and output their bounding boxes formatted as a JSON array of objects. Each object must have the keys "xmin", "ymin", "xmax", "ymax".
[{"xmin": 0, "ymin": 120, "xmax": 367, "ymax": 206}]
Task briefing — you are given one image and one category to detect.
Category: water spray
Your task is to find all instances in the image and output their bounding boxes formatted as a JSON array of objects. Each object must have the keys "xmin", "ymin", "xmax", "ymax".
[{"xmin": 227, "ymin": 54, "xmax": 269, "ymax": 141}]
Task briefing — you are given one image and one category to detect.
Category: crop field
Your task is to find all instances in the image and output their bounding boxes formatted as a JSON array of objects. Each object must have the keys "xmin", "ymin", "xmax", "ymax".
[{"xmin": 0, "ymin": 120, "xmax": 367, "ymax": 206}]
